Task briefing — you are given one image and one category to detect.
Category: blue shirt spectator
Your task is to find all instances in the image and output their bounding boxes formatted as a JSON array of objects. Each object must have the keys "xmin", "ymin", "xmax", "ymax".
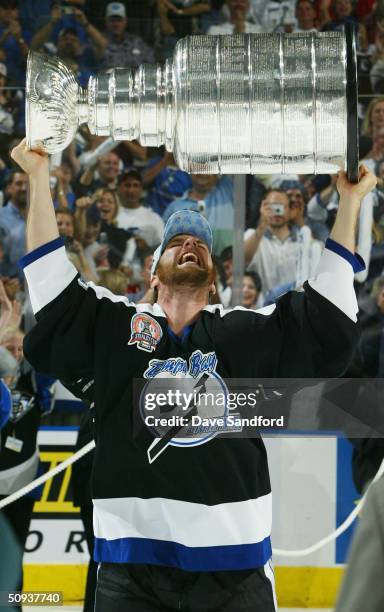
[
  {"xmin": 0, "ymin": 3, "xmax": 31, "ymax": 86},
  {"xmin": 0, "ymin": 379, "xmax": 12, "ymax": 430},
  {"xmin": 30, "ymin": 4, "xmax": 107, "ymax": 84},
  {"xmin": 143, "ymin": 153, "xmax": 192, "ymax": 218},
  {"xmin": 0, "ymin": 171, "xmax": 27, "ymax": 278},
  {"xmin": 164, "ymin": 174, "xmax": 234, "ymax": 256}
]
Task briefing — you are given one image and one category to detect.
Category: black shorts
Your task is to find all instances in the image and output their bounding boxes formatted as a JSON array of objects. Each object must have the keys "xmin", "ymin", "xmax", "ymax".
[{"xmin": 94, "ymin": 560, "xmax": 277, "ymax": 611}]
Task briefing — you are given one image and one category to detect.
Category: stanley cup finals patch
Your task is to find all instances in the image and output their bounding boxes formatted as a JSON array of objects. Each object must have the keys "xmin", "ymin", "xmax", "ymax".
[{"xmin": 128, "ymin": 313, "xmax": 163, "ymax": 353}]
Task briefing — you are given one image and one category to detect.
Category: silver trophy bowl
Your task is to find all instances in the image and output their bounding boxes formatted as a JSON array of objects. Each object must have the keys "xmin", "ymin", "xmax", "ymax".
[
  {"xmin": 26, "ymin": 26, "xmax": 358, "ymax": 179},
  {"xmin": 26, "ymin": 52, "xmax": 89, "ymax": 153}
]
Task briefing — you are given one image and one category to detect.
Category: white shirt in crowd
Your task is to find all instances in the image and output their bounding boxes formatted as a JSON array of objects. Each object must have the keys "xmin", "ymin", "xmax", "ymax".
[
  {"xmin": 208, "ymin": 22, "xmax": 263, "ymax": 35},
  {"xmin": 244, "ymin": 227, "xmax": 323, "ymax": 294},
  {"xmin": 116, "ymin": 206, "xmax": 164, "ymax": 248}
]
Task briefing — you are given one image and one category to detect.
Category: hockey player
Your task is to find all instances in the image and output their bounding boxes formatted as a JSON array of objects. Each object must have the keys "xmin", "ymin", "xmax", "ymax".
[{"xmin": 12, "ymin": 138, "xmax": 376, "ymax": 611}]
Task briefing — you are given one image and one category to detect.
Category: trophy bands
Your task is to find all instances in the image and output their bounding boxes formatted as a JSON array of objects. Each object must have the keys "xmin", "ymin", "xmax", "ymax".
[{"xmin": 26, "ymin": 24, "xmax": 358, "ymax": 181}]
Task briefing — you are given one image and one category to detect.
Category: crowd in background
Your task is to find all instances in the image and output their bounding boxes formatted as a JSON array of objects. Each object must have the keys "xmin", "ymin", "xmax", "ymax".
[{"xmin": 1, "ymin": 0, "xmax": 384, "ymax": 606}]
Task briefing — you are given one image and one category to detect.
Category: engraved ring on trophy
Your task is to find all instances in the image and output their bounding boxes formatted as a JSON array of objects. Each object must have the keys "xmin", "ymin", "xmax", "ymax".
[{"xmin": 26, "ymin": 24, "xmax": 358, "ymax": 181}]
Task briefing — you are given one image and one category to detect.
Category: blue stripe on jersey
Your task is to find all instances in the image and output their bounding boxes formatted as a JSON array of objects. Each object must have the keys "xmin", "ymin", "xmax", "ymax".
[
  {"xmin": 93, "ymin": 535, "xmax": 272, "ymax": 571},
  {"xmin": 325, "ymin": 238, "xmax": 365, "ymax": 273},
  {"xmin": 19, "ymin": 236, "xmax": 64, "ymax": 269}
]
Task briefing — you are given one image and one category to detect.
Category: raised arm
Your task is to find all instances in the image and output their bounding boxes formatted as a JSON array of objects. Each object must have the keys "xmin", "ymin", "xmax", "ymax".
[
  {"xmin": 11, "ymin": 139, "xmax": 59, "ymax": 252},
  {"xmin": 330, "ymin": 166, "xmax": 376, "ymax": 253}
]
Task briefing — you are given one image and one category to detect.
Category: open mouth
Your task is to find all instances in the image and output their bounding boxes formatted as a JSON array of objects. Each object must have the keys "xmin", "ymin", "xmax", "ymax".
[{"xmin": 178, "ymin": 251, "xmax": 200, "ymax": 266}]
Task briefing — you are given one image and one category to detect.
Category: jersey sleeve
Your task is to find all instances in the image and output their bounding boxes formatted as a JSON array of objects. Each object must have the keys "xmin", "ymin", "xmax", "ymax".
[
  {"xmin": 20, "ymin": 238, "xmax": 133, "ymax": 382},
  {"xmin": 213, "ymin": 240, "xmax": 363, "ymax": 378}
]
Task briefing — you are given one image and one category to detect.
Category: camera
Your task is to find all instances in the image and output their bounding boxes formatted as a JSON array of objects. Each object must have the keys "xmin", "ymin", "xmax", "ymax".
[{"xmin": 270, "ymin": 203, "xmax": 285, "ymax": 216}]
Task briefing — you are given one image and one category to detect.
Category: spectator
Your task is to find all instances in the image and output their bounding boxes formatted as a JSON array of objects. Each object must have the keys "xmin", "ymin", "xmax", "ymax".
[
  {"xmin": 370, "ymin": 22, "xmax": 384, "ymax": 93},
  {"xmin": 91, "ymin": 188, "xmax": 134, "ymax": 269},
  {"xmin": 164, "ymin": 174, "xmax": 234, "ymax": 256},
  {"xmin": 134, "ymin": 248, "xmax": 154, "ymax": 302},
  {"xmin": 322, "ymin": 0, "xmax": 359, "ymax": 32},
  {"xmin": 117, "ymin": 169, "xmax": 164, "ymax": 249},
  {"xmin": 351, "ymin": 277, "xmax": 384, "ymax": 376},
  {"xmin": 31, "ymin": 13, "xmax": 105, "ymax": 87},
  {"xmin": 51, "ymin": 161, "xmax": 77, "ymax": 211},
  {"xmin": 0, "ymin": 170, "xmax": 27, "ymax": 277},
  {"xmin": 31, "ymin": 3, "xmax": 106, "ymax": 66},
  {"xmin": 361, "ymin": 96, "xmax": 384, "ymax": 138},
  {"xmin": 0, "ymin": 62, "xmax": 15, "ymax": 147},
  {"xmin": 82, "ymin": 208, "xmax": 104, "ymax": 280},
  {"xmin": 18, "ymin": 0, "xmax": 51, "ymax": 35},
  {"xmin": 294, "ymin": 0, "xmax": 318, "ymax": 31},
  {"xmin": 55, "ymin": 207, "xmax": 98, "ymax": 282},
  {"xmin": 363, "ymin": 125, "xmax": 384, "ymax": 170},
  {"xmin": 95, "ymin": 187, "xmax": 119, "ymax": 225},
  {"xmin": 0, "ymin": 0, "xmax": 30, "ymax": 86},
  {"xmin": 142, "ymin": 151, "xmax": 192, "ymax": 218},
  {"xmin": 244, "ymin": 188, "xmax": 301, "ymax": 293},
  {"xmin": 216, "ymin": 245, "xmax": 232, "ymax": 306},
  {"xmin": 0, "ymin": 374, "xmax": 12, "ymax": 429},
  {"xmin": 101, "ymin": 2, "xmax": 155, "ymax": 69},
  {"xmin": 208, "ymin": 0, "xmax": 263, "ymax": 33},
  {"xmin": 0, "ymin": 322, "xmax": 55, "ymax": 609},
  {"xmin": 157, "ymin": 0, "xmax": 211, "ymax": 58},
  {"xmin": 98, "ymin": 268, "xmax": 128, "ymax": 295},
  {"xmin": 242, "ymin": 270, "xmax": 262, "ymax": 309},
  {"xmin": 77, "ymin": 150, "xmax": 121, "ymax": 195},
  {"xmin": 306, "ymin": 174, "xmax": 338, "ymax": 242}
]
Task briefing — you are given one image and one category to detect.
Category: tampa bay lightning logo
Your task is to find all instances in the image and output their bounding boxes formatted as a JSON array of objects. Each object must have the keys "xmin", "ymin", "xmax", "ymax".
[{"xmin": 139, "ymin": 351, "xmax": 229, "ymax": 463}]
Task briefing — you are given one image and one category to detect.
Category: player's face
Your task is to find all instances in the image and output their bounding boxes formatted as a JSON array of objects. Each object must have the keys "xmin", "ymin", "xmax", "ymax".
[{"xmin": 156, "ymin": 234, "xmax": 215, "ymax": 288}]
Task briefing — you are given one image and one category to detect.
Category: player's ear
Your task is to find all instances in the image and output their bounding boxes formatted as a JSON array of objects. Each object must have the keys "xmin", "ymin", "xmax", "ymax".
[
  {"xmin": 208, "ymin": 281, "xmax": 217, "ymax": 303},
  {"xmin": 150, "ymin": 274, "xmax": 159, "ymax": 290}
]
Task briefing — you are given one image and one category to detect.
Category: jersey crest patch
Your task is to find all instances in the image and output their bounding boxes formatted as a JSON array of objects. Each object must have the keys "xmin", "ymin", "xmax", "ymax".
[{"xmin": 128, "ymin": 313, "xmax": 163, "ymax": 353}]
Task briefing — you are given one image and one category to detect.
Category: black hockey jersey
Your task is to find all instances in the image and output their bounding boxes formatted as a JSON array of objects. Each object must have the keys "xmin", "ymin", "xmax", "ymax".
[{"xmin": 20, "ymin": 236, "xmax": 360, "ymax": 571}]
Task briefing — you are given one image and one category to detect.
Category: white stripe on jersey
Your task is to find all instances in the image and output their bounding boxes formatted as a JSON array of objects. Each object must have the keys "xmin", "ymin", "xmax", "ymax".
[{"xmin": 93, "ymin": 492, "xmax": 272, "ymax": 547}]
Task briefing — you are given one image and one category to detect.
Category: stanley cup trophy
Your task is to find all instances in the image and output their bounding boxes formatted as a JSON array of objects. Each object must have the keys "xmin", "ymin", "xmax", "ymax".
[{"xmin": 26, "ymin": 25, "xmax": 358, "ymax": 181}]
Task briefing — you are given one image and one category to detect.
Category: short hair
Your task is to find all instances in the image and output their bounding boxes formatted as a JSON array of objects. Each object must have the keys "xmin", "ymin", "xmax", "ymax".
[
  {"xmin": 220, "ymin": 246, "xmax": 233, "ymax": 262},
  {"xmin": 244, "ymin": 270, "xmax": 262, "ymax": 293},
  {"xmin": 264, "ymin": 187, "xmax": 289, "ymax": 201},
  {"xmin": 55, "ymin": 207, "xmax": 74, "ymax": 219},
  {"xmin": 6, "ymin": 168, "xmax": 27, "ymax": 186},
  {"xmin": 118, "ymin": 169, "xmax": 143, "ymax": 185},
  {"xmin": 296, "ymin": 0, "xmax": 315, "ymax": 7},
  {"xmin": 139, "ymin": 246, "xmax": 154, "ymax": 265},
  {"xmin": 58, "ymin": 27, "xmax": 79, "ymax": 39}
]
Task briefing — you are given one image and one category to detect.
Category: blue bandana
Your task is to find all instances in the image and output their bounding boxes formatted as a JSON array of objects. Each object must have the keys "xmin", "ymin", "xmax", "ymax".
[{"xmin": 151, "ymin": 210, "xmax": 213, "ymax": 277}]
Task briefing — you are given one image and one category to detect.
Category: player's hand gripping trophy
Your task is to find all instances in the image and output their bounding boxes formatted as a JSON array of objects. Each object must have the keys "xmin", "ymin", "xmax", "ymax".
[{"xmin": 26, "ymin": 25, "xmax": 358, "ymax": 180}]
